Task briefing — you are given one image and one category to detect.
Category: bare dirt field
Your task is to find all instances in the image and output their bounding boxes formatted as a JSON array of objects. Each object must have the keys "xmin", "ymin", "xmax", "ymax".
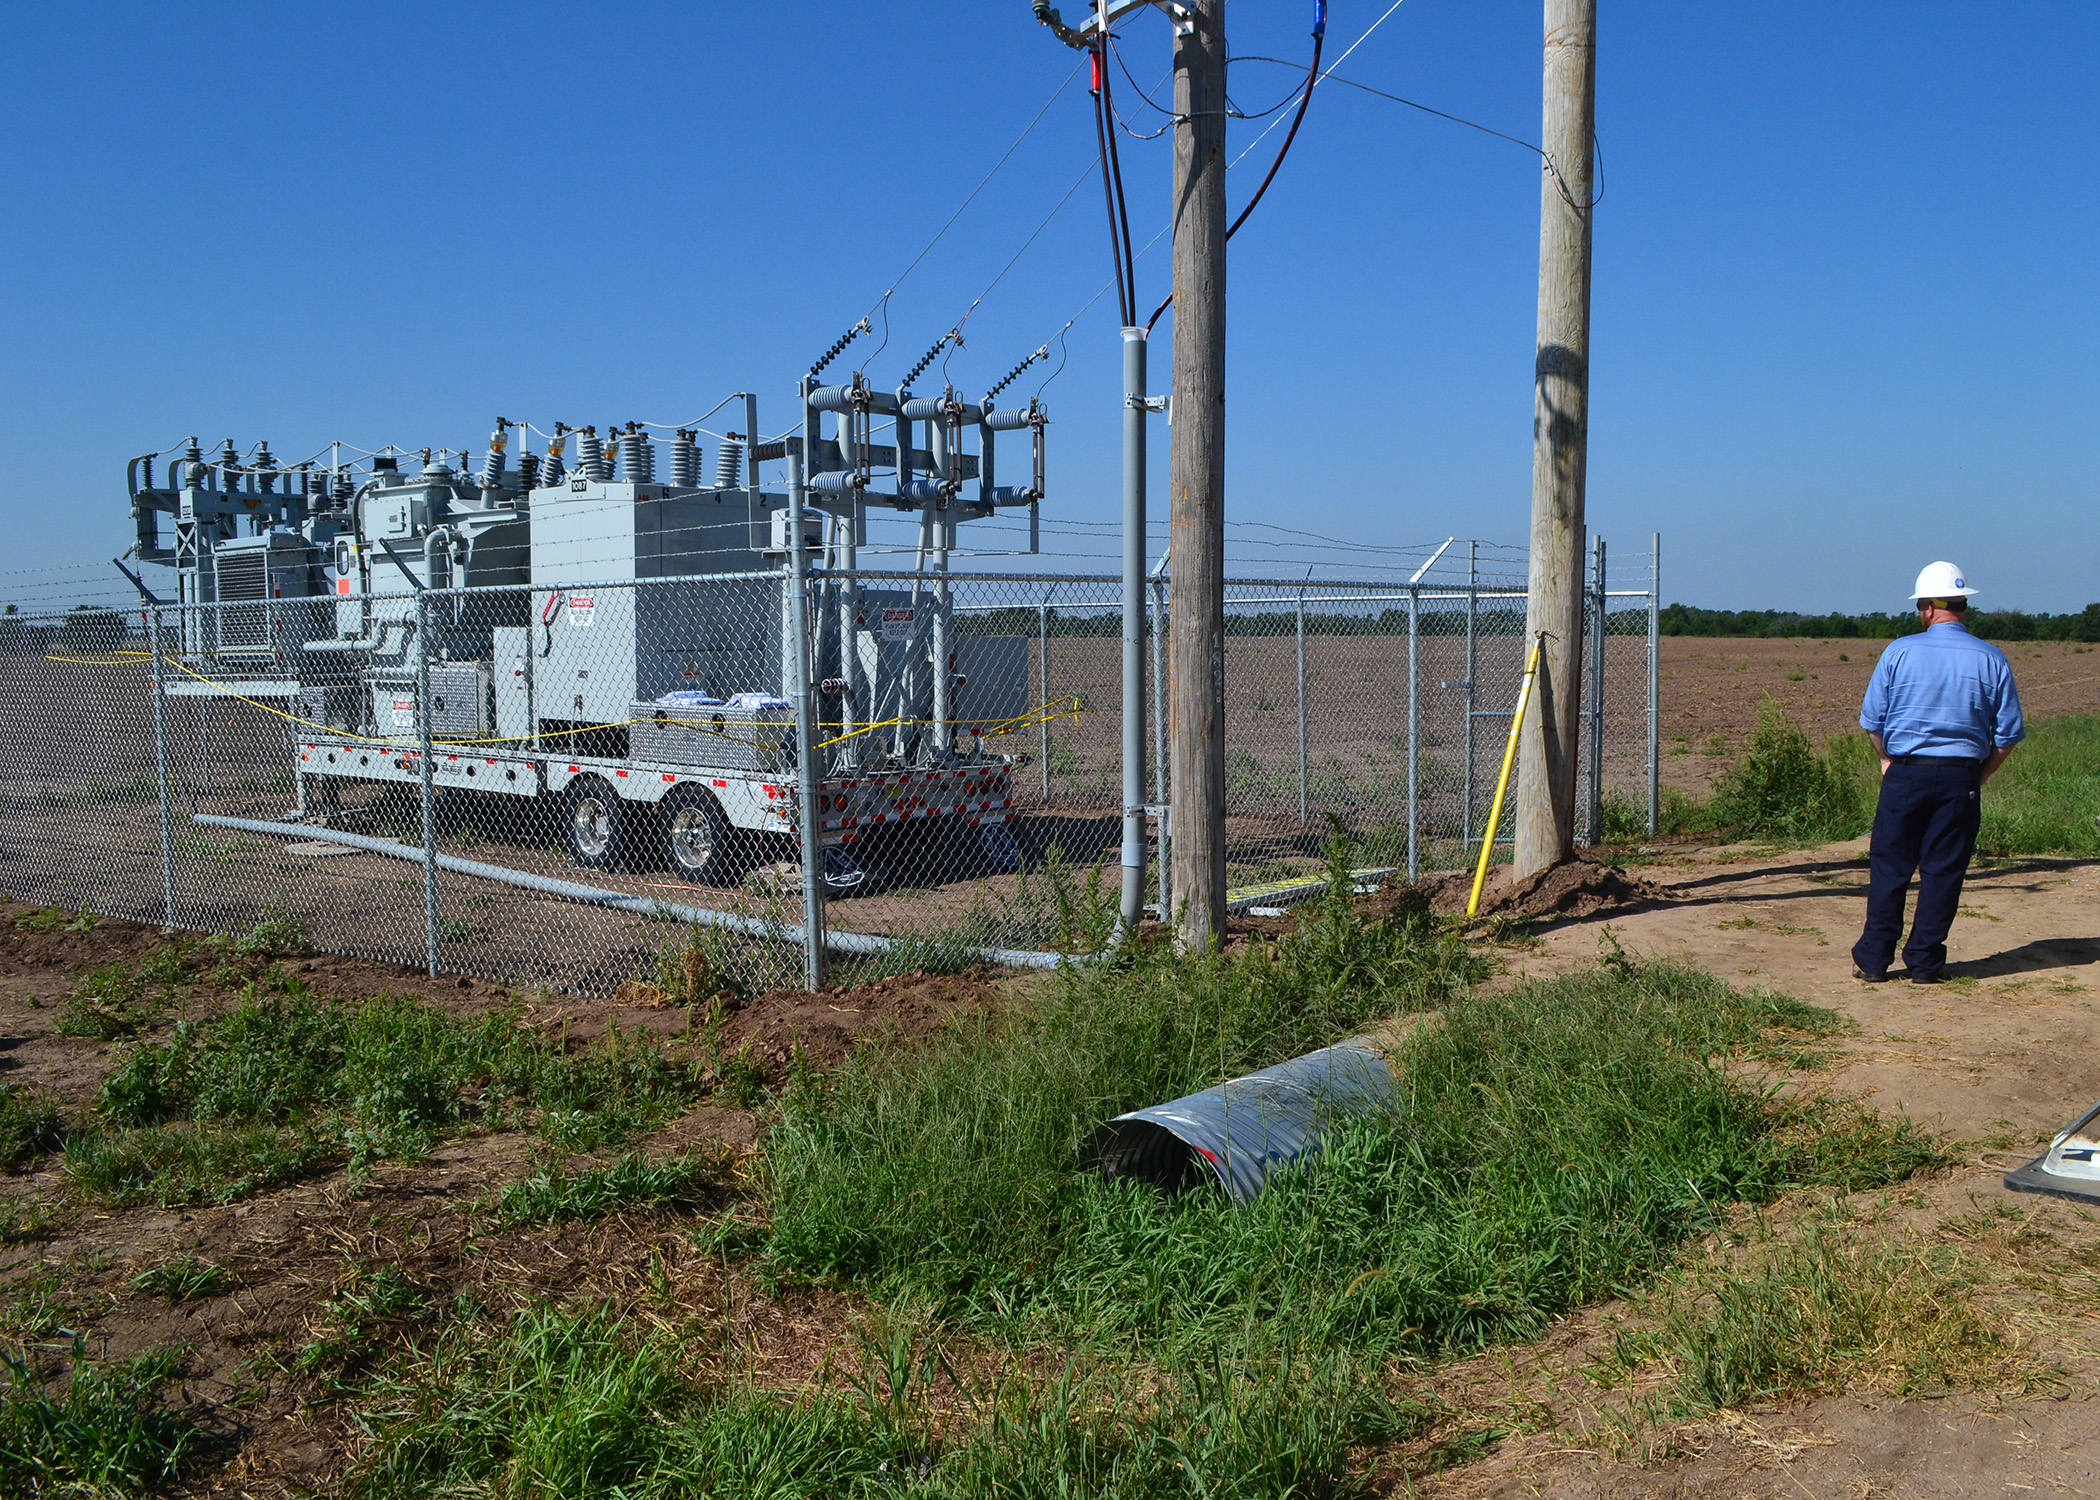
[{"xmin": 1656, "ymin": 637, "xmax": 2100, "ymax": 791}]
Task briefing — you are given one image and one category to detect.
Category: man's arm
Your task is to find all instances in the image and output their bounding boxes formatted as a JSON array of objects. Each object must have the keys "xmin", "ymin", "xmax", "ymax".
[
  {"xmin": 1867, "ymin": 731, "xmax": 1890, "ymax": 774},
  {"xmin": 1980, "ymin": 744, "xmax": 2014, "ymax": 786}
]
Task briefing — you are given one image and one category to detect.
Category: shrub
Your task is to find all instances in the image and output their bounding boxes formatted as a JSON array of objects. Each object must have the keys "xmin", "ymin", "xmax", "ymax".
[{"xmin": 1707, "ymin": 699, "xmax": 1875, "ymax": 843}]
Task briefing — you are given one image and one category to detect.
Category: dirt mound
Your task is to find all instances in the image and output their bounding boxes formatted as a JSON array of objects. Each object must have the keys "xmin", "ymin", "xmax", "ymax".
[
  {"xmin": 710, "ymin": 967, "xmax": 1006, "ymax": 1071},
  {"xmin": 1419, "ymin": 855, "xmax": 1679, "ymax": 922}
]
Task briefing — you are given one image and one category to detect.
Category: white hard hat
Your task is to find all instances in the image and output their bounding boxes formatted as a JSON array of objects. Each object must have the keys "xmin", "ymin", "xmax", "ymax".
[{"xmin": 1910, "ymin": 560, "xmax": 1979, "ymax": 601}]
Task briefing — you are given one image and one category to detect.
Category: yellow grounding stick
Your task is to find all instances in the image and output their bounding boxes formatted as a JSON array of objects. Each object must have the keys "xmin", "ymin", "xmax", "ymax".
[{"xmin": 1467, "ymin": 633, "xmax": 1545, "ymax": 918}]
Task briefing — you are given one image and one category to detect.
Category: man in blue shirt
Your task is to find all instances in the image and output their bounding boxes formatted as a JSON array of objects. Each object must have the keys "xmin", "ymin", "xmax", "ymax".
[{"xmin": 1852, "ymin": 561, "xmax": 2024, "ymax": 984}]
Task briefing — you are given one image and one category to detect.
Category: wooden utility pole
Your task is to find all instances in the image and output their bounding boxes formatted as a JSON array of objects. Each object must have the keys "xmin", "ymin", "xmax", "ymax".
[
  {"xmin": 1169, "ymin": 0, "xmax": 1228, "ymax": 948},
  {"xmin": 1513, "ymin": 0, "xmax": 1596, "ymax": 880}
]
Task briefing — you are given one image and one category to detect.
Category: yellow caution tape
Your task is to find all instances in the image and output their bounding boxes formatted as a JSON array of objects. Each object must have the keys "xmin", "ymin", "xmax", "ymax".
[{"xmin": 47, "ymin": 653, "xmax": 1087, "ymax": 758}]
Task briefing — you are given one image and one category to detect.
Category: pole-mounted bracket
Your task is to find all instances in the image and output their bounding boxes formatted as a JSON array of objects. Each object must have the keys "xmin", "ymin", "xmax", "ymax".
[
  {"xmin": 1036, "ymin": 0, "xmax": 1195, "ymax": 47},
  {"xmin": 1128, "ymin": 394, "xmax": 1169, "ymax": 414}
]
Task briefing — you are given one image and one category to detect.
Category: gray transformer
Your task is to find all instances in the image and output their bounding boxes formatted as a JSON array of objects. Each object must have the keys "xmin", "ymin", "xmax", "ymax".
[
  {"xmin": 122, "ymin": 387, "xmax": 1050, "ymax": 876},
  {"xmin": 529, "ymin": 482, "xmax": 781, "ymax": 748}
]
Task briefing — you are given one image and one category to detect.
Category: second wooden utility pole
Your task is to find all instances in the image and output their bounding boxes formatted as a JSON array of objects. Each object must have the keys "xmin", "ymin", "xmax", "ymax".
[
  {"xmin": 1513, "ymin": 0, "xmax": 1597, "ymax": 881},
  {"xmin": 1168, "ymin": 0, "xmax": 1228, "ymax": 949}
]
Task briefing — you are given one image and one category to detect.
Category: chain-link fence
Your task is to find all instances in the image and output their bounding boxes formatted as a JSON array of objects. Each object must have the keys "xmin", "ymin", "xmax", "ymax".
[{"xmin": 0, "ymin": 536, "xmax": 1658, "ymax": 993}]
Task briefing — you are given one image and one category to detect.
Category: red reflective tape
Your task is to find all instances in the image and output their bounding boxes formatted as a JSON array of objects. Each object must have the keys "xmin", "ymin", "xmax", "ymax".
[
  {"xmin": 712, "ymin": 779, "xmax": 727, "ymax": 788},
  {"xmin": 615, "ymin": 769, "xmax": 628, "ymax": 778},
  {"xmin": 662, "ymin": 773, "xmax": 676, "ymax": 782}
]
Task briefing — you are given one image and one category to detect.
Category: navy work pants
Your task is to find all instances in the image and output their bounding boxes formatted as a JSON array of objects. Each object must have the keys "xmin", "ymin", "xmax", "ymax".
[{"xmin": 1852, "ymin": 756, "xmax": 1982, "ymax": 981}]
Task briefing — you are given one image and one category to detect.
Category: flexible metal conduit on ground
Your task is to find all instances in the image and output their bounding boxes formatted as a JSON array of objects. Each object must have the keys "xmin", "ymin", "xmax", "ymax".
[{"xmin": 191, "ymin": 815, "xmax": 1085, "ymax": 973}]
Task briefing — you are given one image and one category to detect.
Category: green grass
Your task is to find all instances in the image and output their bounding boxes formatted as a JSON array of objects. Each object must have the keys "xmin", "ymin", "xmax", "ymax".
[
  {"xmin": 298, "ymin": 1264, "xmax": 441, "ymax": 1382},
  {"xmin": 65, "ymin": 1121, "xmax": 332, "ymax": 1208},
  {"xmin": 312, "ymin": 853, "xmax": 1946, "ymax": 1499},
  {"xmin": 0, "ymin": 1085, "xmax": 63, "ymax": 1170},
  {"xmin": 761, "ymin": 851, "xmax": 1935, "ymax": 1353},
  {"xmin": 1658, "ymin": 707, "xmax": 2098, "ymax": 858},
  {"xmin": 1979, "ymin": 713, "xmax": 2100, "ymax": 857},
  {"xmin": 1602, "ymin": 1212, "xmax": 2023, "ymax": 1410},
  {"xmin": 0, "ymin": 1338, "xmax": 201, "ymax": 1496},
  {"xmin": 761, "ymin": 857, "xmax": 1483, "ymax": 1314},
  {"xmin": 10, "ymin": 907, "xmax": 98, "ymax": 934},
  {"xmin": 492, "ymin": 1151, "xmax": 732, "ymax": 1229},
  {"xmin": 345, "ymin": 1303, "xmax": 1432, "ymax": 1500},
  {"xmin": 68, "ymin": 988, "xmax": 724, "ymax": 1207},
  {"xmin": 57, "ymin": 917, "xmax": 309, "ymax": 1042},
  {"xmin": 129, "ymin": 1253, "xmax": 235, "ymax": 1302}
]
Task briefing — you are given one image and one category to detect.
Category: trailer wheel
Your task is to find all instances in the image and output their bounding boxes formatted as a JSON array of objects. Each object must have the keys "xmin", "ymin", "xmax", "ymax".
[
  {"xmin": 562, "ymin": 776, "xmax": 625, "ymax": 869},
  {"xmin": 659, "ymin": 786, "xmax": 734, "ymax": 885}
]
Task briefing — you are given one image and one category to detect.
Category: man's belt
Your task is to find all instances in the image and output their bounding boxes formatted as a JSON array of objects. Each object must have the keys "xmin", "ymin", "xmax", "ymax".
[{"xmin": 1889, "ymin": 753, "xmax": 1984, "ymax": 767}]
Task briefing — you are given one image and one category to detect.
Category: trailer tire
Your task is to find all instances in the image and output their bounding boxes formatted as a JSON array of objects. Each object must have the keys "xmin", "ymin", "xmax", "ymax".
[
  {"xmin": 659, "ymin": 786, "xmax": 735, "ymax": 886},
  {"xmin": 562, "ymin": 776, "xmax": 626, "ymax": 869}
]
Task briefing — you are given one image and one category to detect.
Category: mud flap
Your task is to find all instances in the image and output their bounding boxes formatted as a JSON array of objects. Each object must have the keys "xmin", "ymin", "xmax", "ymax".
[{"xmin": 2004, "ymin": 1098, "xmax": 2100, "ymax": 1205}]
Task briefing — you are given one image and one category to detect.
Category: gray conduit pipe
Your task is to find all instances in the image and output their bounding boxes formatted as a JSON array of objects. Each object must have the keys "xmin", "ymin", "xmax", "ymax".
[
  {"xmin": 1091, "ymin": 1014, "xmax": 1437, "ymax": 1203},
  {"xmin": 193, "ymin": 814, "xmax": 1082, "ymax": 973}
]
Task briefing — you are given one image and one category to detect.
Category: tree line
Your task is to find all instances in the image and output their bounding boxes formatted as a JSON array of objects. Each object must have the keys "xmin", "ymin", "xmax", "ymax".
[{"xmin": 1658, "ymin": 602, "xmax": 2100, "ymax": 642}]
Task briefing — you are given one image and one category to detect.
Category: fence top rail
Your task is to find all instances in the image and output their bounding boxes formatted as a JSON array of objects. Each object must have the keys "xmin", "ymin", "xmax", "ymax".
[{"xmin": 38, "ymin": 565, "xmax": 1633, "ymax": 620}]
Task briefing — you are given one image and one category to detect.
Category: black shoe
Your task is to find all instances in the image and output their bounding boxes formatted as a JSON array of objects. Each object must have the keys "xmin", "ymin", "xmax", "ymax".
[
  {"xmin": 1908, "ymin": 971, "xmax": 1943, "ymax": 985},
  {"xmin": 1851, "ymin": 966, "xmax": 1891, "ymax": 983}
]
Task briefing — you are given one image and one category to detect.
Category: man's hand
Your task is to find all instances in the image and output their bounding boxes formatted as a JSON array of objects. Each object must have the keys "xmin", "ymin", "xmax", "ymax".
[
  {"xmin": 1867, "ymin": 731, "xmax": 1890, "ymax": 775},
  {"xmin": 1980, "ymin": 745, "xmax": 2014, "ymax": 786}
]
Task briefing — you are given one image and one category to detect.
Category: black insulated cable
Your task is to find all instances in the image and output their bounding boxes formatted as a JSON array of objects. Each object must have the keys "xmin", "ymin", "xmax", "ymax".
[
  {"xmin": 1147, "ymin": 0, "xmax": 1326, "ymax": 333},
  {"xmin": 1098, "ymin": 39, "xmax": 1138, "ymax": 322},
  {"xmin": 1089, "ymin": 44, "xmax": 1134, "ymax": 328}
]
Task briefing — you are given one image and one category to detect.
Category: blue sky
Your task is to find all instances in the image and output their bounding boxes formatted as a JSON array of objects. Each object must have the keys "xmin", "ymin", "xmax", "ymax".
[{"xmin": 3, "ymin": 2, "xmax": 2093, "ymax": 611}]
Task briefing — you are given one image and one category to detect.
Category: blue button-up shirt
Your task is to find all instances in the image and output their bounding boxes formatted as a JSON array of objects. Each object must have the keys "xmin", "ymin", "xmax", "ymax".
[{"xmin": 1859, "ymin": 622, "xmax": 2024, "ymax": 759}]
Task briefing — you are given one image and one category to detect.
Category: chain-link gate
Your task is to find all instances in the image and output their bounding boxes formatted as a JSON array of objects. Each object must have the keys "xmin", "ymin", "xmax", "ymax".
[{"xmin": 0, "ymin": 537, "xmax": 1659, "ymax": 992}]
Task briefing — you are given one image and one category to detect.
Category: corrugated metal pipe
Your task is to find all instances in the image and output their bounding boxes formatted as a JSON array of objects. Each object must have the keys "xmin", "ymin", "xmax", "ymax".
[
  {"xmin": 1091, "ymin": 1033, "xmax": 1408, "ymax": 1204},
  {"xmin": 192, "ymin": 814, "xmax": 1085, "ymax": 973}
]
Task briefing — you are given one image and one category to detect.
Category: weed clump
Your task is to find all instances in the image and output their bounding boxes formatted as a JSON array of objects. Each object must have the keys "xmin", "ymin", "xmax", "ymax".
[
  {"xmin": 0, "ymin": 1084, "xmax": 64, "ymax": 1170},
  {"xmin": 129, "ymin": 1253, "xmax": 235, "ymax": 1302},
  {"xmin": 1707, "ymin": 698, "xmax": 1876, "ymax": 843},
  {"xmin": 0, "ymin": 1338, "xmax": 200, "ymax": 1496},
  {"xmin": 492, "ymin": 1150, "xmax": 731, "ymax": 1228},
  {"xmin": 70, "ymin": 991, "xmax": 718, "ymax": 1207}
]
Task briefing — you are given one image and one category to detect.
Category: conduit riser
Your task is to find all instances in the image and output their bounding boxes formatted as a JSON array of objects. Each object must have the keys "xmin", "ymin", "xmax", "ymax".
[{"xmin": 1092, "ymin": 1041, "xmax": 1398, "ymax": 1204}]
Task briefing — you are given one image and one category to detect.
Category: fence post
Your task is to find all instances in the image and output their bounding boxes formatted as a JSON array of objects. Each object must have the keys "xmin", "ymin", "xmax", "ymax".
[
  {"xmin": 786, "ymin": 446, "xmax": 826, "ymax": 992},
  {"xmin": 147, "ymin": 604, "xmax": 178, "ymax": 929},
  {"xmin": 1462, "ymin": 542, "xmax": 1477, "ymax": 851},
  {"xmin": 1648, "ymin": 531, "xmax": 1661, "ymax": 837},
  {"xmin": 414, "ymin": 589, "xmax": 440, "ymax": 978},
  {"xmin": 1587, "ymin": 534, "xmax": 1606, "ymax": 845},
  {"xmin": 1295, "ymin": 586, "xmax": 1307, "ymax": 830},
  {"xmin": 1037, "ymin": 593, "xmax": 1053, "ymax": 807},
  {"xmin": 1407, "ymin": 583, "xmax": 1420, "ymax": 884}
]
